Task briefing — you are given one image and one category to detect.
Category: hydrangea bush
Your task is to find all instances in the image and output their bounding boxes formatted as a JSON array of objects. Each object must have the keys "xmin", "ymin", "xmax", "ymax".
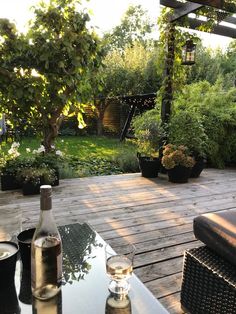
[{"xmin": 161, "ymin": 144, "xmax": 195, "ymax": 170}]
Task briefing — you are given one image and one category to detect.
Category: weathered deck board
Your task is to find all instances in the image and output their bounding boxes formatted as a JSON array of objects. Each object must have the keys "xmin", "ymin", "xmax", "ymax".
[{"xmin": 1, "ymin": 168, "xmax": 236, "ymax": 313}]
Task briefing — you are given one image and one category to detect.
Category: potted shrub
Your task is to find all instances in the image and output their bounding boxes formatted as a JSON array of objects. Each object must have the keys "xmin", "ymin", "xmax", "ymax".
[
  {"xmin": 1, "ymin": 157, "xmax": 35, "ymax": 191},
  {"xmin": 168, "ymin": 111, "xmax": 208, "ymax": 178},
  {"xmin": 19, "ymin": 167, "xmax": 56, "ymax": 195},
  {"xmin": 0, "ymin": 142, "xmax": 23, "ymax": 191},
  {"xmin": 161, "ymin": 144, "xmax": 195, "ymax": 183},
  {"xmin": 34, "ymin": 152, "xmax": 62, "ymax": 186},
  {"xmin": 1, "ymin": 159, "xmax": 22, "ymax": 191},
  {"xmin": 132, "ymin": 109, "xmax": 166, "ymax": 178}
]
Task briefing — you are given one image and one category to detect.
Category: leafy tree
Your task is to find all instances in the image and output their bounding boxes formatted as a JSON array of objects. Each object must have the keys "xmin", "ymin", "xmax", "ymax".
[
  {"xmin": 186, "ymin": 44, "xmax": 223, "ymax": 85},
  {"xmin": 91, "ymin": 5, "xmax": 160, "ymax": 135},
  {"xmin": 91, "ymin": 42, "xmax": 161, "ymax": 135},
  {"xmin": 0, "ymin": 0, "xmax": 102, "ymax": 152},
  {"xmin": 103, "ymin": 5, "xmax": 154, "ymax": 52},
  {"xmin": 218, "ymin": 40, "xmax": 236, "ymax": 88}
]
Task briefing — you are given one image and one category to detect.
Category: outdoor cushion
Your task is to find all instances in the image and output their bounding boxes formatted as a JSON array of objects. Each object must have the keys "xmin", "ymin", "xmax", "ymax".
[{"xmin": 193, "ymin": 209, "xmax": 236, "ymax": 267}]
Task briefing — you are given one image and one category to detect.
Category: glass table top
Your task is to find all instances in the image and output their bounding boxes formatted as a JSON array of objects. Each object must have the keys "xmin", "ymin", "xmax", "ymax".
[{"xmin": 9, "ymin": 223, "xmax": 169, "ymax": 314}]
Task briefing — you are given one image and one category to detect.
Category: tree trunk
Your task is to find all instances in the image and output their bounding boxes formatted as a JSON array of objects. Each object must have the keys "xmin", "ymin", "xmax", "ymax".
[
  {"xmin": 94, "ymin": 98, "xmax": 108, "ymax": 136},
  {"xmin": 43, "ymin": 113, "xmax": 64, "ymax": 153},
  {"xmin": 97, "ymin": 111, "xmax": 104, "ymax": 136}
]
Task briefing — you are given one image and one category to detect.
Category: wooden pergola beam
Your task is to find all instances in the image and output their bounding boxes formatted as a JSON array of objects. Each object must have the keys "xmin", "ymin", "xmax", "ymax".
[
  {"xmin": 188, "ymin": 0, "xmax": 222, "ymax": 9},
  {"xmin": 160, "ymin": 0, "xmax": 236, "ymax": 38},
  {"xmin": 170, "ymin": 3, "xmax": 203, "ymax": 22},
  {"xmin": 188, "ymin": 0, "xmax": 236, "ymax": 13},
  {"xmin": 187, "ymin": 17, "xmax": 236, "ymax": 38}
]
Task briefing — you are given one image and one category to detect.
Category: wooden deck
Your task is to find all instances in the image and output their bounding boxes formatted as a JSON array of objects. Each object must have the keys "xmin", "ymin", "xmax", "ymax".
[{"xmin": 1, "ymin": 168, "xmax": 236, "ymax": 313}]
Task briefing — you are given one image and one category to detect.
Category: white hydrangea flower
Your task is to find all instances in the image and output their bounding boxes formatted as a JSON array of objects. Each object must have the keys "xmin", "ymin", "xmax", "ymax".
[
  {"xmin": 32, "ymin": 149, "xmax": 37, "ymax": 154},
  {"xmin": 26, "ymin": 148, "xmax": 31, "ymax": 153}
]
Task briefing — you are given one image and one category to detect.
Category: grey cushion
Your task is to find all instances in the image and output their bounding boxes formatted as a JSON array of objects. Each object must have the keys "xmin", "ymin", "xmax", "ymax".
[{"xmin": 193, "ymin": 209, "xmax": 236, "ymax": 267}]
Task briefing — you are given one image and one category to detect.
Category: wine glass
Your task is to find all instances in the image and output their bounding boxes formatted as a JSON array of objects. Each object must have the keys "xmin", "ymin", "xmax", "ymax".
[{"xmin": 105, "ymin": 243, "xmax": 136, "ymax": 295}]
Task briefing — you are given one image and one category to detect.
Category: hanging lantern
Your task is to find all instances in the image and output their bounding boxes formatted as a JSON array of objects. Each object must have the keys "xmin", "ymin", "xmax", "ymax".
[{"xmin": 182, "ymin": 39, "xmax": 196, "ymax": 65}]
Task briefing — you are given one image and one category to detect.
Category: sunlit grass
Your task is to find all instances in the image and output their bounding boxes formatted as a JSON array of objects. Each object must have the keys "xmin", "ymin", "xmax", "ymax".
[{"xmin": 10, "ymin": 135, "xmax": 135, "ymax": 159}]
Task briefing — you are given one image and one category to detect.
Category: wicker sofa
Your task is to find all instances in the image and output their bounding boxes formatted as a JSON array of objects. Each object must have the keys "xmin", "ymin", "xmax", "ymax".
[{"xmin": 180, "ymin": 209, "xmax": 236, "ymax": 314}]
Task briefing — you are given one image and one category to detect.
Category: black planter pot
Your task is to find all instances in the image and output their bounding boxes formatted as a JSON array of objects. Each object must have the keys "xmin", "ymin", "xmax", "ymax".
[
  {"xmin": 168, "ymin": 165, "xmax": 192, "ymax": 183},
  {"xmin": 191, "ymin": 157, "xmax": 205, "ymax": 178},
  {"xmin": 138, "ymin": 156, "xmax": 160, "ymax": 178},
  {"xmin": 22, "ymin": 181, "xmax": 41, "ymax": 196},
  {"xmin": 1, "ymin": 174, "xmax": 21, "ymax": 191}
]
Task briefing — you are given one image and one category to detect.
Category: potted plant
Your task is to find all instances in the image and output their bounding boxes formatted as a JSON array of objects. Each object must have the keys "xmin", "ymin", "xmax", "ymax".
[
  {"xmin": 132, "ymin": 109, "xmax": 166, "ymax": 178},
  {"xmin": 161, "ymin": 144, "xmax": 195, "ymax": 183},
  {"xmin": 34, "ymin": 152, "xmax": 62, "ymax": 186},
  {"xmin": 168, "ymin": 111, "xmax": 208, "ymax": 178},
  {"xmin": 1, "ymin": 159, "xmax": 22, "ymax": 191},
  {"xmin": 18, "ymin": 167, "xmax": 56, "ymax": 195},
  {"xmin": 0, "ymin": 142, "xmax": 24, "ymax": 191}
]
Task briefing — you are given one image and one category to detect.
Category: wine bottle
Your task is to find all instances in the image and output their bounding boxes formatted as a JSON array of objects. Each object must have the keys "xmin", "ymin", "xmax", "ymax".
[{"xmin": 31, "ymin": 185, "xmax": 62, "ymax": 300}]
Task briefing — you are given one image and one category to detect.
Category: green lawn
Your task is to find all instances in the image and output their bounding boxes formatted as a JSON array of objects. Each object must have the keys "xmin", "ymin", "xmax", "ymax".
[
  {"xmin": 2, "ymin": 135, "xmax": 139, "ymax": 177},
  {"xmin": 14, "ymin": 135, "xmax": 133, "ymax": 159}
]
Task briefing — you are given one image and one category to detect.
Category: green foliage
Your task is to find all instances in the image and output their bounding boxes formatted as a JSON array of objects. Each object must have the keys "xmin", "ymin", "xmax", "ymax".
[
  {"xmin": 157, "ymin": 9, "xmax": 200, "ymax": 101},
  {"xmin": 132, "ymin": 109, "xmax": 165, "ymax": 157},
  {"xmin": 168, "ymin": 110, "xmax": 209, "ymax": 157},
  {"xmin": 34, "ymin": 152, "xmax": 63, "ymax": 171},
  {"xmin": 113, "ymin": 149, "xmax": 139, "ymax": 173},
  {"xmin": 0, "ymin": 0, "xmax": 102, "ymax": 151},
  {"xmin": 18, "ymin": 166, "xmax": 56, "ymax": 186},
  {"xmin": 186, "ymin": 45, "xmax": 224, "ymax": 85},
  {"xmin": 103, "ymin": 5, "xmax": 154, "ymax": 52},
  {"xmin": 102, "ymin": 42, "xmax": 162, "ymax": 96},
  {"xmin": 173, "ymin": 80, "xmax": 236, "ymax": 167},
  {"xmin": 91, "ymin": 4, "xmax": 161, "ymax": 131},
  {"xmin": 1, "ymin": 157, "xmax": 34, "ymax": 176},
  {"xmin": 67, "ymin": 156, "xmax": 122, "ymax": 177}
]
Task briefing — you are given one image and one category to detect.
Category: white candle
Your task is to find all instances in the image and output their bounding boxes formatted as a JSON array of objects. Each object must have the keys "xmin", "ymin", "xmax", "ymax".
[{"xmin": 0, "ymin": 243, "xmax": 18, "ymax": 260}]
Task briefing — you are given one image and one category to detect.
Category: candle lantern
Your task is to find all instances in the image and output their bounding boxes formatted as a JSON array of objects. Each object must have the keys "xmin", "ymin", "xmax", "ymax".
[{"xmin": 182, "ymin": 39, "xmax": 196, "ymax": 65}]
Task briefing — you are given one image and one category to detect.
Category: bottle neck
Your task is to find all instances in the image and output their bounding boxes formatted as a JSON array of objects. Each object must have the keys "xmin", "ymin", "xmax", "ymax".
[{"xmin": 40, "ymin": 195, "xmax": 52, "ymax": 211}]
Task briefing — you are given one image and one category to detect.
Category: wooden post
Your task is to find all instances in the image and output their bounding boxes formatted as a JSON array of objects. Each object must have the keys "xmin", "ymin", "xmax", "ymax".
[
  {"xmin": 161, "ymin": 23, "xmax": 175, "ymax": 124},
  {"xmin": 119, "ymin": 104, "xmax": 136, "ymax": 142}
]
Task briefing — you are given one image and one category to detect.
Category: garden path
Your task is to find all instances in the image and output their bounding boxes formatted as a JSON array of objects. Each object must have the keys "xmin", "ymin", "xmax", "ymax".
[{"xmin": 1, "ymin": 168, "xmax": 236, "ymax": 313}]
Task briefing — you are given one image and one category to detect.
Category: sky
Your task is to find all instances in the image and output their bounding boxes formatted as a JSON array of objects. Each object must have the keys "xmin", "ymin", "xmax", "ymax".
[{"xmin": 0, "ymin": 0, "xmax": 232, "ymax": 50}]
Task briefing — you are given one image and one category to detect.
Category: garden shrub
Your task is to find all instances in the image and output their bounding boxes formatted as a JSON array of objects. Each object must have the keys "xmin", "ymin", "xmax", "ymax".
[
  {"xmin": 173, "ymin": 79, "xmax": 236, "ymax": 168},
  {"xmin": 168, "ymin": 111, "xmax": 208, "ymax": 158},
  {"xmin": 132, "ymin": 109, "xmax": 165, "ymax": 157},
  {"xmin": 113, "ymin": 149, "xmax": 139, "ymax": 173}
]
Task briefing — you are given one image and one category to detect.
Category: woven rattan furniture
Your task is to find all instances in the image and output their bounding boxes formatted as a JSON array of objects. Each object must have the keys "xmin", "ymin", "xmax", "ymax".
[
  {"xmin": 181, "ymin": 245, "xmax": 236, "ymax": 314},
  {"xmin": 181, "ymin": 209, "xmax": 236, "ymax": 314}
]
